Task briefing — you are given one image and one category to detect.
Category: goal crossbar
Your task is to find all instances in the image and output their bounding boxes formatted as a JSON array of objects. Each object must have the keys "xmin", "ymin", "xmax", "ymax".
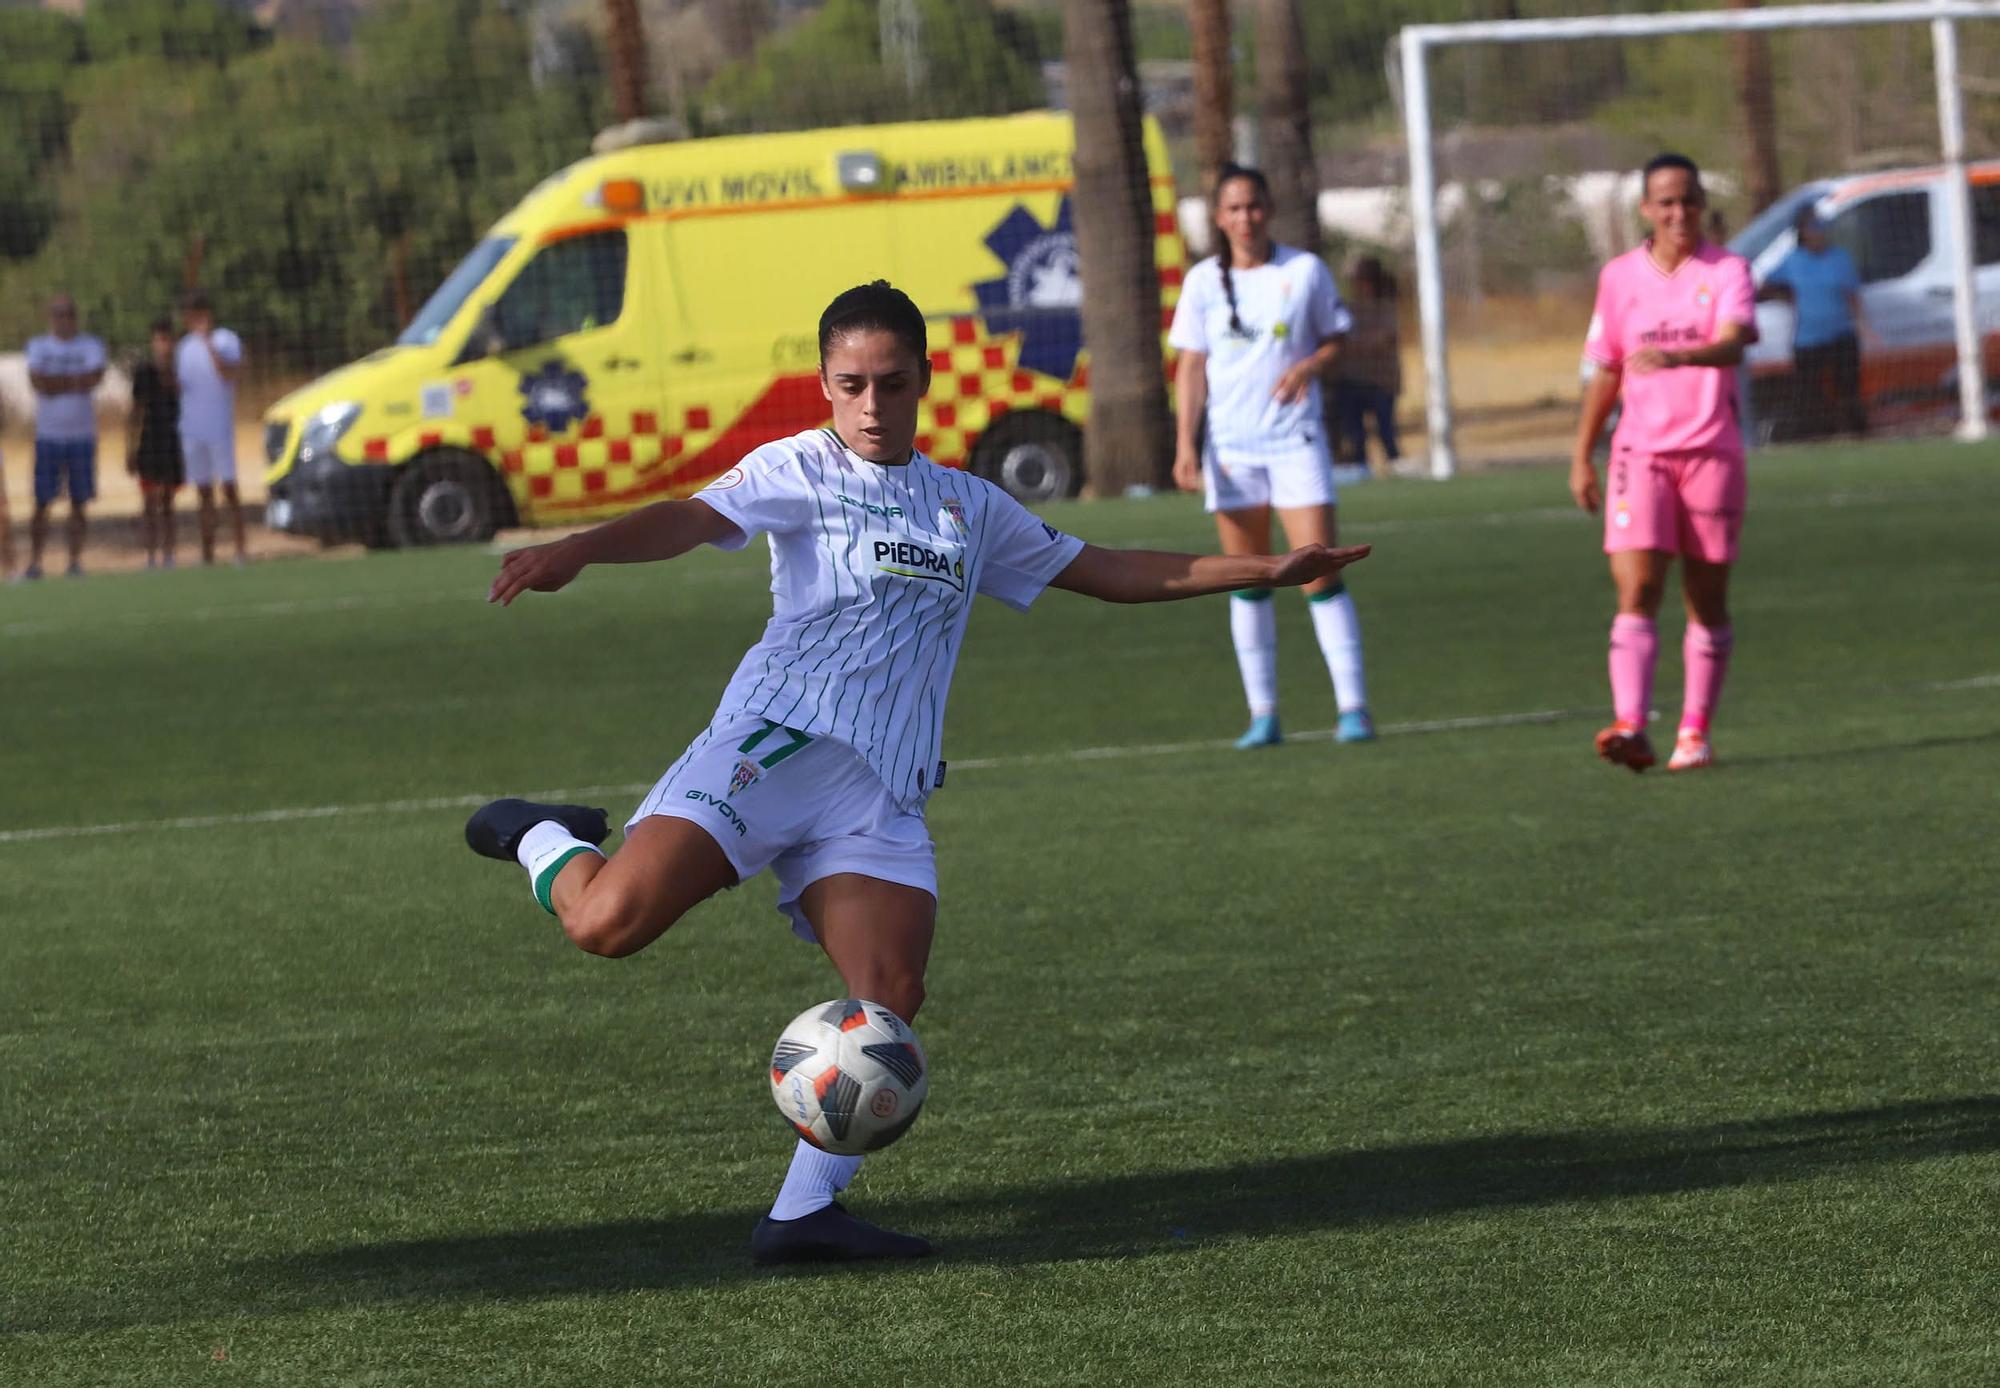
[{"xmin": 1399, "ymin": 0, "xmax": 2000, "ymax": 476}]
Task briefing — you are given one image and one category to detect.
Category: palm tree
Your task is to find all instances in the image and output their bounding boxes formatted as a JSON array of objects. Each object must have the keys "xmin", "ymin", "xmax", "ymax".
[
  {"xmin": 1729, "ymin": 0, "xmax": 1782, "ymax": 214},
  {"xmin": 1191, "ymin": 0, "xmax": 1233, "ymax": 195},
  {"xmin": 603, "ymin": 0, "xmax": 650, "ymax": 122},
  {"xmin": 1253, "ymin": 0, "xmax": 1317, "ymax": 254},
  {"xmin": 1063, "ymin": 0, "xmax": 1173, "ymax": 495}
]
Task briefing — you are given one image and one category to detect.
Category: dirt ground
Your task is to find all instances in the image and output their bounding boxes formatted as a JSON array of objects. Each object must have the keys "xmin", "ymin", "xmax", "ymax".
[
  {"xmin": 0, "ymin": 326, "xmax": 1589, "ymax": 575},
  {"xmin": 0, "ymin": 416, "xmax": 341, "ymax": 575}
]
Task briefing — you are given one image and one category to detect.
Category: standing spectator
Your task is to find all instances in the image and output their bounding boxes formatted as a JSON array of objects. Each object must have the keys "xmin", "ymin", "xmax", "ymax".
[
  {"xmin": 176, "ymin": 289, "xmax": 247, "ymax": 567},
  {"xmin": 22, "ymin": 293, "xmax": 107, "ymax": 580},
  {"xmin": 1335, "ymin": 255, "xmax": 1404, "ymax": 474},
  {"xmin": 127, "ymin": 319, "xmax": 184, "ymax": 569},
  {"xmin": 1758, "ymin": 209, "xmax": 1870, "ymax": 438}
]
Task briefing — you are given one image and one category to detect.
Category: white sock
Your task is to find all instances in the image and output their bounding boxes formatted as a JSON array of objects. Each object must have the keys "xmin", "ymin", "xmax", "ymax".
[
  {"xmin": 516, "ymin": 819, "xmax": 601, "ymax": 915},
  {"xmin": 1230, "ymin": 593, "xmax": 1278, "ymax": 718},
  {"xmin": 769, "ymin": 1140, "xmax": 863, "ymax": 1221},
  {"xmin": 1307, "ymin": 586, "xmax": 1368, "ymax": 713}
]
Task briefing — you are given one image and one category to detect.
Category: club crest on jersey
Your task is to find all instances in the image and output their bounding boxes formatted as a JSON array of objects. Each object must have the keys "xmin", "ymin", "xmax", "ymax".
[
  {"xmin": 1695, "ymin": 284, "xmax": 1714, "ymax": 306},
  {"xmin": 729, "ymin": 759, "xmax": 760, "ymax": 796},
  {"xmin": 938, "ymin": 499, "xmax": 966, "ymax": 532}
]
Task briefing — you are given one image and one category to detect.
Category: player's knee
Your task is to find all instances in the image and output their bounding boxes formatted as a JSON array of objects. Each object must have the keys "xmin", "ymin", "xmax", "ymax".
[
  {"xmin": 861, "ymin": 968, "xmax": 926, "ymax": 1022},
  {"xmin": 562, "ymin": 881, "xmax": 669, "ymax": 959}
]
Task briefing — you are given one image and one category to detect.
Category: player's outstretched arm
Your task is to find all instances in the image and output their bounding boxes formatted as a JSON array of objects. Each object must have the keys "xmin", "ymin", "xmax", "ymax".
[
  {"xmin": 488, "ymin": 497, "xmax": 739, "ymax": 605},
  {"xmin": 1048, "ymin": 542, "xmax": 1370, "ymax": 605}
]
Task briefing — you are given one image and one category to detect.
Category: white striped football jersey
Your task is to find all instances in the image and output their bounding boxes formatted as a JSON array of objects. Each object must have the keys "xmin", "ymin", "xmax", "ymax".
[{"xmin": 694, "ymin": 427, "xmax": 1085, "ymax": 808}]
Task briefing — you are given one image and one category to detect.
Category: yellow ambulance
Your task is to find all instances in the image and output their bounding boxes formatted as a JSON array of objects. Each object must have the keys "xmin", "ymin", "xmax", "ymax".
[{"xmin": 263, "ymin": 110, "xmax": 1184, "ymax": 546}]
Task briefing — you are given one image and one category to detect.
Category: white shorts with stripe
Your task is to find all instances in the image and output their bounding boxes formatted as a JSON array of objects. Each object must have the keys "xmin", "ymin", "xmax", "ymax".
[
  {"xmin": 1202, "ymin": 437, "xmax": 1338, "ymax": 513},
  {"xmin": 627, "ymin": 711, "xmax": 937, "ymax": 943}
]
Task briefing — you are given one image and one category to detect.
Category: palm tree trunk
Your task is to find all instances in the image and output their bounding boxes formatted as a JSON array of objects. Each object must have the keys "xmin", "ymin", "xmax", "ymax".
[
  {"xmin": 1064, "ymin": 0, "xmax": 1174, "ymax": 495},
  {"xmin": 1729, "ymin": 0, "xmax": 1782, "ymax": 214},
  {"xmin": 1253, "ymin": 0, "xmax": 1317, "ymax": 254},
  {"xmin": 1191, "ymin": 0, "xmax": 1234, "ymax": 195},
  {"xmin": 604, "ymin": 0, "xmax": 650, "ymax": 123}
]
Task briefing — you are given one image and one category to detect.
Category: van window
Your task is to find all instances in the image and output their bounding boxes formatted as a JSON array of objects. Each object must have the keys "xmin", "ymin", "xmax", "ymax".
[
  {"xmin": 1826, "ymin": 192, "xmax": 1929, "ymax": 284},
  {"xmin": 400, "ymin": 236, "xmax": 517, "ymax": 347},
  {"xmin": 1731, "ymin": 182, "xmax": 1829, "ymax": 268},
  {"xmin": 1972, "ymin": 184, "xmax": 2000, "ymax": 266},
  {"xmin": 492, "ymin": 230, "xmax": 628, "ymax": 350}
]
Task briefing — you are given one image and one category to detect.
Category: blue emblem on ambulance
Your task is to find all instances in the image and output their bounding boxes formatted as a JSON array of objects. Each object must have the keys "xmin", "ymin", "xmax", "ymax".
[
  {"xmin": 973, "ymin": 197, "xmax": 1083, "ymax": 380},
  {"xmin": 519, "ymin": 359, "xmax": 591, "ymax": 433}
]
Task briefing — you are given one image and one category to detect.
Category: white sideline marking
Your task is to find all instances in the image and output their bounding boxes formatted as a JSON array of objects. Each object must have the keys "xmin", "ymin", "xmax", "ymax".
[
  {"xmin": 3, "ymin": 481, "xmax": 1964, "ymax": 640},
  {"xmin": 7, "ymin": 668, "xmax": 1997, "ymax": 846},
  {"xmin": 0, "ymin": 708, "xmax": 1584, "ymax": 845},
  {"xmin": 947, "ymin": 706, "xmax": 1579, "ymax": 770}
]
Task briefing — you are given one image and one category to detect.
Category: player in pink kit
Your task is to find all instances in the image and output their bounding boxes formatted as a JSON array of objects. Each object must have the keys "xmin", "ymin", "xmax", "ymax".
[{"xmin": 1572, "ymin": 153, "xmax": 1757, "ymax": 773}]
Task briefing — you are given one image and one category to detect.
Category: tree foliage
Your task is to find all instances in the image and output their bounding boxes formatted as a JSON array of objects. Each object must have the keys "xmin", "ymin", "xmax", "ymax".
[
  {"xmin": 701, "ymin": 0, "xmax": 1044, "ymax": 132},
  {"xmin": 0, "ymin": 0, "xmax": 605, "ymax": 373}
]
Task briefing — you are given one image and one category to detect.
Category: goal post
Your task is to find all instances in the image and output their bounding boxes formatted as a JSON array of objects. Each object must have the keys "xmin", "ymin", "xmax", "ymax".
[{"xmin": 1399, "ymin": 0, "xmax": 2000, "ymax": 478}]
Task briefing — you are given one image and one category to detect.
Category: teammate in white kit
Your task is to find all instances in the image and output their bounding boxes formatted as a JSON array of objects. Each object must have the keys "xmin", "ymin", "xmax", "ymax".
[
  {"xmin": 465, "ymin": 282, "xmax": 1370, "ymax": 1265},
  {"xmin": 1170, "ymin": 164, "xmax": 1375, "ymax": 749}
]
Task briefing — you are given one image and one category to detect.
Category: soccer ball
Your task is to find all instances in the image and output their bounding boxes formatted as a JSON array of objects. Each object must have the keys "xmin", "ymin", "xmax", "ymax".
[{"xmin": 769, "ymin": 998, "xmax": 929, "ymax": 1155}]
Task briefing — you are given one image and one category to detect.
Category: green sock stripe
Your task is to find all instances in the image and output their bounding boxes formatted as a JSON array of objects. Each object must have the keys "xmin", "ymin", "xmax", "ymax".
[
  {"xmin": 1230, "ymin": 588, "xmax": 1274, "ymax": 603},
  {"xmin": 1306, "ymin": 582, "xmax": 1348, "ymax": 602},
  {"xmin": 533, "ymin": 844, "xmax": 599, "ymax": 916}
]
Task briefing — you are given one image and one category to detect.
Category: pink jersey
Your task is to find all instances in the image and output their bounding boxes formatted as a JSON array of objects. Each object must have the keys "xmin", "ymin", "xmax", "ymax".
[{"xmin": 1584, "ymin": 241, "xmax": 1756, "ymax": 457}]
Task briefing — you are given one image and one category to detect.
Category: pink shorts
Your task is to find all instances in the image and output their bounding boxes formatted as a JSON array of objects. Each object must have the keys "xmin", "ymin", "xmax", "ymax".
[{"xmin": 1604, "ymin": 448, "xmax": 1745, "ymax": 563}]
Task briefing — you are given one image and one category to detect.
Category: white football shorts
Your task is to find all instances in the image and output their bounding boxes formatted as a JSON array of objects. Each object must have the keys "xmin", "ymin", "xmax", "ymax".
[
  {"xmin": 1202, "ymin": 437, "xmax": 1337, "ymax": 513},
  {"xmin": 627, "ymin": 711, "xmax": 937, "ymax": 943},
  {"xmin": 181, "ymin": 433, "xmax": 238, "ymax": 487}
]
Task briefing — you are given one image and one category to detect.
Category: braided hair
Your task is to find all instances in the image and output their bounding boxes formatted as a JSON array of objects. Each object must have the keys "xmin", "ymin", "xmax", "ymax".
[{"xmin": 1212, "ymin": 163, "xmax": 1274, "ymax": 339}]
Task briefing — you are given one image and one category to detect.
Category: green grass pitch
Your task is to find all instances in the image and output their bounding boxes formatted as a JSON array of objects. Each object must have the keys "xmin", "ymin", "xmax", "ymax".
[{"xmin": 3, "ymin": 441, "xmax": 1996, "ymax": 1386}]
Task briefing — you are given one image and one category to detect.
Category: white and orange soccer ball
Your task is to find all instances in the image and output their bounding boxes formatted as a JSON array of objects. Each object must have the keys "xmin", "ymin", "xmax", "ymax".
[{"xmin": 769, "ymin": 999, "xmax": 929, "ymax": 1155}]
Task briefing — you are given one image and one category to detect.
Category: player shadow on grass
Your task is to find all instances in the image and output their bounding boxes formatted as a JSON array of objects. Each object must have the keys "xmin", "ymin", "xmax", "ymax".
[
  {"xmin": 19, "ymin": 1096, "xmax": 1991, "ymax": 1334},
  {"xmin": 183, "ymin": 1094, "xmax": 1999, "ymax": 1312}
]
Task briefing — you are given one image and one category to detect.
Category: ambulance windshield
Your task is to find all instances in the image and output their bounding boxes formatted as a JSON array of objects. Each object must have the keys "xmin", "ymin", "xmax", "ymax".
[{"xmin": 398, "ymin": 237, "xmax": 518, "ymax": 347}]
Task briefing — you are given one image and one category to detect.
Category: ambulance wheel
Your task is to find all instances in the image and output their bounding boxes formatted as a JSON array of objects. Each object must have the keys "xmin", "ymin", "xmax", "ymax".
[
  {"xmin": 386, "ymin": 450, "xmax": 515, "ymax": 547},
  {"xmin": 971, "ymin": 412, "xmax": 1082, "ymax": 504}
]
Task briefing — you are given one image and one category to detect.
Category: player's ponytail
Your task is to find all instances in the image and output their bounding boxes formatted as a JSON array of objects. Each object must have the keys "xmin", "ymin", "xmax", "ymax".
[{"xmin": 1212, "ymin": 163, "xmax": 1273, "ymax": 338}]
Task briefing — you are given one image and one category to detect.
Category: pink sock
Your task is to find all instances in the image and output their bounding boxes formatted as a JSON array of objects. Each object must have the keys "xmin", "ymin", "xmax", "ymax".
[
  {"xmin": 1608, "ymin": 614, "xmax": 1657, "ymax": 728},
  {"xmin": 1681, "ymin": 622, "xmax": 1734, "ymax": 735}
]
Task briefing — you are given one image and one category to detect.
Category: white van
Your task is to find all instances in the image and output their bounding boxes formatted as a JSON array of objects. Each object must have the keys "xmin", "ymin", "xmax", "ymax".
[{"xmin": 1729, "ymin": 161, "xmax": 2000, "ymax": 441}]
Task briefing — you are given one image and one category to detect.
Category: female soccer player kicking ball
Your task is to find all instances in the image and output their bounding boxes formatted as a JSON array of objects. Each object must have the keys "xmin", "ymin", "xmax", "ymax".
[
  {"xmin": 1572, "ymin": 153, "xmax": 1757, "ymax": 773},
  {"xmin": 466, "ymin": 282, "xmax": 1369, "ymax": 1265},
  {"xmin": 1169, "ymin": 164, "xmax": 1375, "ymax": 749}
]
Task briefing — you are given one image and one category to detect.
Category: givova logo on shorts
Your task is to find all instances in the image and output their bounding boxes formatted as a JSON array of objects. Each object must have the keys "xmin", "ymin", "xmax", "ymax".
[{"xmin": 683, "ymin": 790, "xmax": 749, "ymax": 837}]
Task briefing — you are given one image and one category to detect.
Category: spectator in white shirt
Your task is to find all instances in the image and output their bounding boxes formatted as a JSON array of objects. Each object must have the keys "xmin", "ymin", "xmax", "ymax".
[
  {"xmin": 21, "ymin": 293, "xmax": 107, "ymax": 580},
  {"xmin": 176, "ymin": 289, "xmax": 247, "ymax": 566}
]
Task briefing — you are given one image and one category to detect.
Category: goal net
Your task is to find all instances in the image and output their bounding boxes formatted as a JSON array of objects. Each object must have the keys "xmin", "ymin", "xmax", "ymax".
[{"xmin": 1397, "ymin": 1, "xmax": 2000, "ymax": 476}]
